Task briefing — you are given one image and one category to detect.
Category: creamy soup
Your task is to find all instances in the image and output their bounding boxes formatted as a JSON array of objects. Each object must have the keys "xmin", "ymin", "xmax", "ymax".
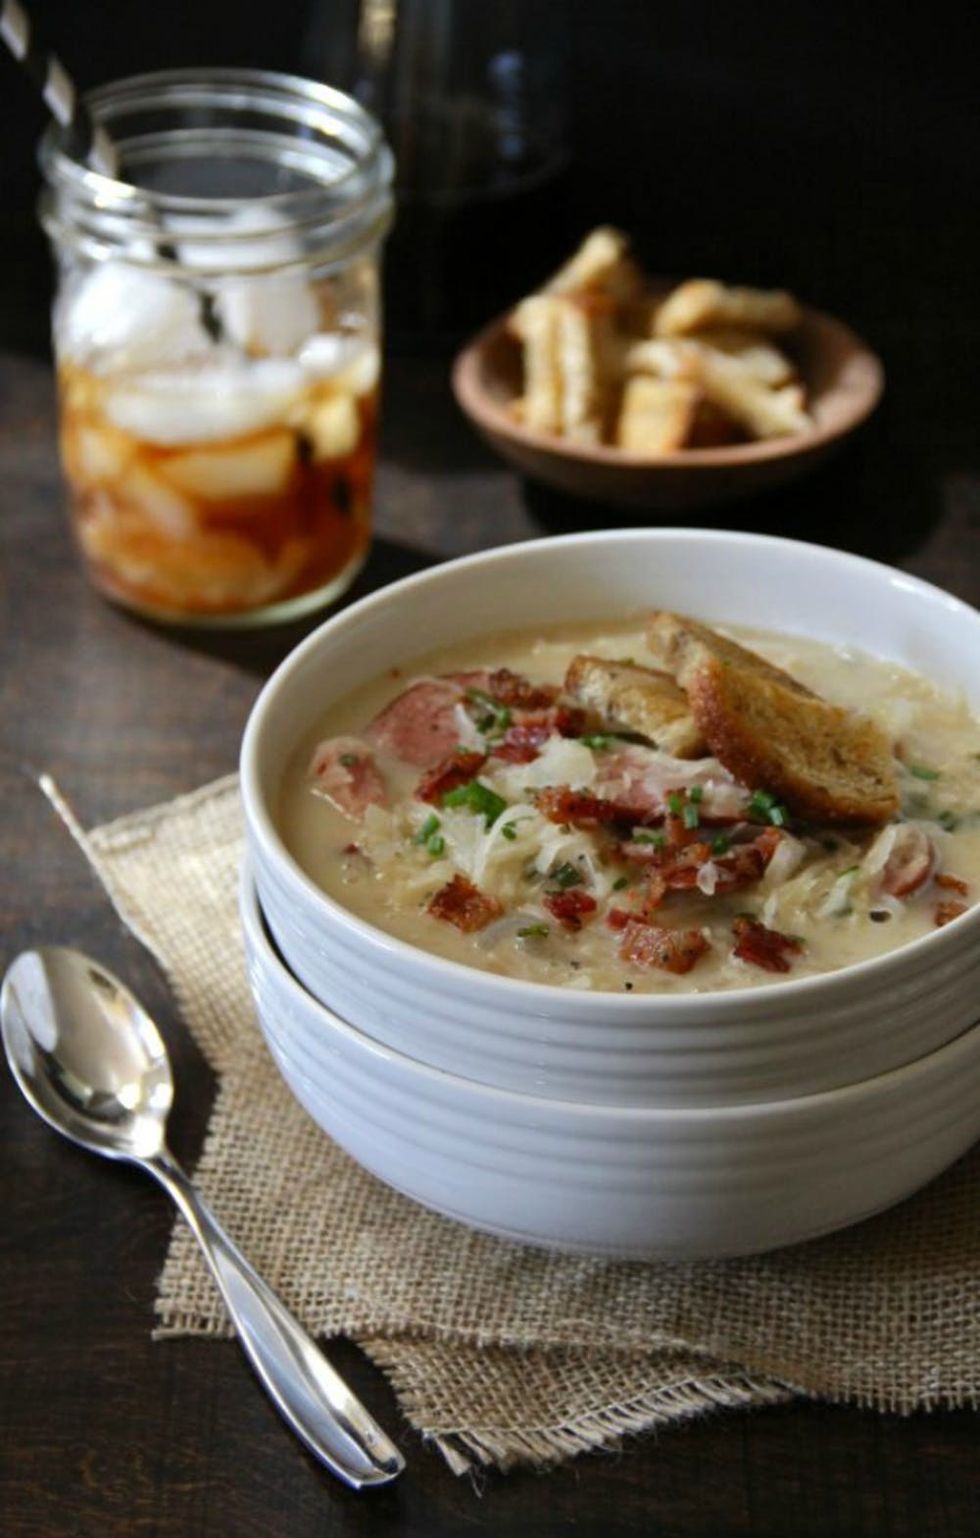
[{"xmin": 278, "ymin": 620, "xmax": 980, "ymax": 994}]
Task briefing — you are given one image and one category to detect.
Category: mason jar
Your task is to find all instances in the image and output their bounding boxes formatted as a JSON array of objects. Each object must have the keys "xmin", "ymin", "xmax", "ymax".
[{"xmin": 39, "ymin": 69, "xmax": 394, "ymax": 627}]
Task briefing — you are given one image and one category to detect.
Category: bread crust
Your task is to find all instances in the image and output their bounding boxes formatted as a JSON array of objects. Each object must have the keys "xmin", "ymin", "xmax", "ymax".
[
  {"xmin": 644, "ymin": 613, "xmax": 900, "ymax": 825},
  {"xmin": 564, "ymin": 654, "xmax": 705, "ymax": 757}
]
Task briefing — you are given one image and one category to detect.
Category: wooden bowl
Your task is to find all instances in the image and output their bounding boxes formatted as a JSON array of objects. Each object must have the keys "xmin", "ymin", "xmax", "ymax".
[{"xmin": 451, "ymin": 302, "xmax": 884, "ymax": 510}]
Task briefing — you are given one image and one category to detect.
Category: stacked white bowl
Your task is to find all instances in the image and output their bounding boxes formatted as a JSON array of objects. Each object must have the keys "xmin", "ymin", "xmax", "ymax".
[{"xmin": 240, "ymin": 530, "xmax": 980, "ymax": 1259}]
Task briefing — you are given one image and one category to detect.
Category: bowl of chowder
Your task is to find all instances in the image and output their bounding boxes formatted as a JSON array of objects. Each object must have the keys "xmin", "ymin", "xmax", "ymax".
[{"xmin": 241, "ymin": 530, "xmax": 980, "ymax": 1108}]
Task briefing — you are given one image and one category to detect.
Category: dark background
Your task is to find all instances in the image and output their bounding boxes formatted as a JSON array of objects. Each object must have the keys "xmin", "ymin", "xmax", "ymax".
[
  {"xmin": 3, "ymin": 0, "xmax": 978, "ymax": 468},
  {"xmin": 2, "ymin": 7, "xmax": 980, "ymax": 1532}
]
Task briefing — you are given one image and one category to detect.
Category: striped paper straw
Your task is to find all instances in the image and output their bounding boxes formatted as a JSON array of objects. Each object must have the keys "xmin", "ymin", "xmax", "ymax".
[{"xmin": 1, "ymin": 0, "xmax": 118, "ymax": 175}]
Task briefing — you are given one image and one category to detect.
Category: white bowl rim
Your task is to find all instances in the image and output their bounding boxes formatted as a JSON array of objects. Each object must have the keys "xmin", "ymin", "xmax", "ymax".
[
  {"xmin": 240, "ymin": 526, "xmax": 980, "ymax": 1017},
  {"xmin": 242, "ymin": 866, "xmax": 980, "ymax": 1124}
]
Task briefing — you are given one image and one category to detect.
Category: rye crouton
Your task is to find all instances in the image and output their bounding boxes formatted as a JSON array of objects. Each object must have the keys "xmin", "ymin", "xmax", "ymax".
[
  {"xmin": 646, "ymin": 612, "xmax": 815, "ymax": 697},
  {"xmin": 644, "ymin": 613, "xmax": 899, "ymax": 825},
  {"xmin": 564, "ymin": 654, "xmax": 706, "ymax": 757}
]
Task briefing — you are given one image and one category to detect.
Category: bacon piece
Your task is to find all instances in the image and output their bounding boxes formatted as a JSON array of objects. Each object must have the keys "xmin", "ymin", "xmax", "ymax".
[
  {"xmin": 308, "ymin": 736, "xmax": 386, "ymax": 819},
  {"xmin": 935, "ymin": 873, "xmax": 969, "ymax": 895},
  {"xmin": 624, "ymin": 829, "xmax": 782, "ymax": 900},
  {"xmin": 619, "ymin": 919, "xmax": 710, "ymax": 974},
  {"xmin": 485, "ymin": 668, "xmax": 560, "ymax": 710},
  {"xmin": 880, "ymin": 824, "xmax": 936, "ymax": 899},
  {"xmin": 415, "ymin": 750, "xmax": 487, "ymax": 804},
  {"xmin": 606, "ymin": 907, "xmax": 632, "ymax": 932},
  {"xmin": 490, "ymin": 705, "xmax": 588, "ymax": 764},
  {"xmin": 491, "ymin": 720, "xmax": 554, "ymax": 764},
  {"xmin": 428, "ymin": 875, "xmax": 503, "ymax": 933},
  {"xmin": 732, "ymin": 916, "xmax": 803, "ymax": 973},
  {"xmin": 365, "ymin": 680, "xmax": 470, "ymax": 768},
  {"xmin": 934, "ymin": 900, "xmax": 968, "ymax": 928},
  {"xmin": 536, "ymin": 785, "xmax": 651, "ymax": 829},
  {"xmin": 542, "ymin": 888, "xmax": 598, "ymax": 931}
]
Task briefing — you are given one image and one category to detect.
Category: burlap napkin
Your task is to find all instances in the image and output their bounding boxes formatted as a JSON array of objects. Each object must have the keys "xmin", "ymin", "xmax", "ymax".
[{"xmin": 57, "ymin": 775, "xmax": 980, "ymax": 1473}]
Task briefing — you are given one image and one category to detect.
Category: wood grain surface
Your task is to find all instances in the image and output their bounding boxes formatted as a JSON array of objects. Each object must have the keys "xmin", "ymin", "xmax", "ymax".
[{"xmin": 1, "ymin": 348, "xmax": 979, "ymax": 1538}]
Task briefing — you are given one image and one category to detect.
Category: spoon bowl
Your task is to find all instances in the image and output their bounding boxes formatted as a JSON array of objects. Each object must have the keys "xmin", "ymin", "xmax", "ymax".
[
  {"xmin": 2, "ymin": 947, "xmax": 171, "ymax": 1160},
  {"xmin": 1, "ymin": 945, "xmax": 404, "ymax": 1489}
]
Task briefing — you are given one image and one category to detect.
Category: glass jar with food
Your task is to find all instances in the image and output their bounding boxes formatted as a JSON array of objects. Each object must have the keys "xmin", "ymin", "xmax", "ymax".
[{"xmin": 39, "ymin": 69, "xmax": 393, "ymax": 626}]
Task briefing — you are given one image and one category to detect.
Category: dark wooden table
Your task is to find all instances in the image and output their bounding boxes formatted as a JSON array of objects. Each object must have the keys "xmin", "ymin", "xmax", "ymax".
[{"xmin": 2, "ymin": 346, "xmax": 978, "ymax": 1538}]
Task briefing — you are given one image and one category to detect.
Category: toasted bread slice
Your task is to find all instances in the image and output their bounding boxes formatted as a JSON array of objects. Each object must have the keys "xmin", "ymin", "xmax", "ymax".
[
  {"xmin": 654, "ymin": 279, "xmax": 802, "ymax": 338},
  {"xmin": 511, "ymin": 293, "xmax": 613, "ymax": 443},
  {"xmin": 615, "ymin": 376, "xmax": 701, "ymax": 454},
  {"xmin": 509, "ymin": 296, "xmax": 562, "ymax": 435},
  {"xmin": 543, "ymin": 226, "xmax": 644, "ymax": 307},
  {"xmin": 564, "ymin": 654, "xmax": 706, "ymax": 757},
  {"xmin": 555, "ymin": 299, "xmax": 611, "ymax": 444},
  {"xmin": 686, "ymin": 328, "xmax": 797, "ymax": 387},
  {"xmin": 646, "ymin": 612, "xmax": 816, "ymax": 697},
  {"xmin": 644, "ymin": 614, "xmax": 899, "ymax": 825}
]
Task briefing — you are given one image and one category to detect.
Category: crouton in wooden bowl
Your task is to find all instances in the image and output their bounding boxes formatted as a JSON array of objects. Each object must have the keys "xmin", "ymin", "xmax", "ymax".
[{"xmin": 452, "ymin": 230, "xmax": 884, "ymax": 510}]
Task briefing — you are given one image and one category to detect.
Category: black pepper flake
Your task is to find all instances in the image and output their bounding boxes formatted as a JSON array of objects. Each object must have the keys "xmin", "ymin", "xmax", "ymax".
[
  {"xmin": 869, "ymin": 910, "xmax": 892, "ymax": 923},
  {"xmin": 624, "ymin": 980, "xmax": 634, "ymax": 991}
]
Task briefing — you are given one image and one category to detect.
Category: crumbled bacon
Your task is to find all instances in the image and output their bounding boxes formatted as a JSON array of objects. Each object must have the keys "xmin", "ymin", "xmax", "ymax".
[
  {"xmin": 415, "ymin": 750, "xmax": 487, "ymax": 804},
  {"xmin": 485, "ymin": 668, "xmax": 560, "ymax": 710},
  {"xmin": 536, "ymin": 785, "xmax": 651, "ymax": 829},
  {"xmin": 606, "ymin": 907, "xmax": 632, "ymax": 932},
  {"xmin": 490, "ymin": 705, "xmax": 588, "ymax": 764},
  {"xmin": 622, "ymin": 829, "xmax": 782, "ymax": 905},
  {"xmin": 491, "ymin": 720, "xmax": 554, "ymax": 764},
  {"xmin": 618, "ymin": 919, "xmax": 710, "ymax": 974},
  {"xmin": 934, "ymin": 900, "xmax": 968, "ymax": 928},
  {"xmin": 427, "ymin": 875, "xmax": 503, "ymax": 933},
  {"xmin": 731, "ymin": 917, "xmax": 803, "ymax": 973},
  {"xmin": 542, "ymin": 888, "xmax": 598, "ymax": 931},
  {"xmin": 934, "ymin": 872, "xmax": 969, "ymax": 895}
]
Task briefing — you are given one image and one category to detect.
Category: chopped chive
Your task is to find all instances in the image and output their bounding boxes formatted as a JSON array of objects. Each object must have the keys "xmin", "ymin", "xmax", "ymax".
[
  {"xmin": 415, "ymin": 813, "xmax": 441, "ymax": 844},
  {"xmin": 682, "ymin": 803, "xmax": 700, "ymax": 830},
  {"xmin": 550, "ymin": 861, "xmax": 583, "ymax": 889},
  {"xmin": 517, "ymin": 923, "xmax": 550, "ymax": 939},
  {"xmin": 339, "ymin": 752, "xmax": 360, "ymax": 768},
  {"xmin": 612, "ymin": 875, "xmax": 629, "ymax": 891},
  {"xmin": 908, "ymin": 764, "xmax": 940, "ymax": 781},
  {"xmin": 667, "ymin": 791, "xmax": 684, "ymax": 816},
  {"xmin": 579, "ymin": 734, "xmax": 612, "ymax": 750},
  {"xmin": 633, "ymin": 830, "xmax": 666, "ymax": 848},
  {"xmin": 500, "ymin": 822, "xmax": 518, "ymax": 841},
  {"xmin": 768, "ymin": 804, "xmax": 788, "ymax": 827},
  {"xmin": 839, "ymin": 864, "xmax": 860, "ymax": 876},
  {"xmin": 442, "ymin": 780, "xmax": 508, "ymax": 827},
  {"xmin": 466, "ymin": 687, "xmax": 511, "ymax": 736},
  {"xmin": 689, "ymin": 785, "xmax": 704, "ymax": 804},
  {"xmin": 748, "ymin": 788, "xmax": 777, "ymax": 815},
  {"xmin": 426, "ymin": 833, "xmax": 446, "ymax": 856},
  {"xmin": 712, "ymin": 834, "xmax": 732, "ymax": 855}
]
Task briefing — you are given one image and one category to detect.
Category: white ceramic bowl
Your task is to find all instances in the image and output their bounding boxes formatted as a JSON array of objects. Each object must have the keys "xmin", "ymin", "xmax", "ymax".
[
  {"xmin": 241, "ymin": 870, "xmax": 980, "ymax": 1260},
  {"xmin": 241, "ymin": 529, "xmax": 980, "ymax": 1108}
]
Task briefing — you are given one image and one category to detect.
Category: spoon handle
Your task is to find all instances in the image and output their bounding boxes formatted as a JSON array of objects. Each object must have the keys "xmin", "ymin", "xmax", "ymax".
[{"xmin": 145, "ymin": 1148, "xmax": 404, "ymax": 1489}]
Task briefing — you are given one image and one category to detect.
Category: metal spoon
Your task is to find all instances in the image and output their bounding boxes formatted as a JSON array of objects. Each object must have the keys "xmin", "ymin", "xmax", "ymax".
[{"xmin": 0, "ymin": 946, "xmax": 405, "ymax": 1490}]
